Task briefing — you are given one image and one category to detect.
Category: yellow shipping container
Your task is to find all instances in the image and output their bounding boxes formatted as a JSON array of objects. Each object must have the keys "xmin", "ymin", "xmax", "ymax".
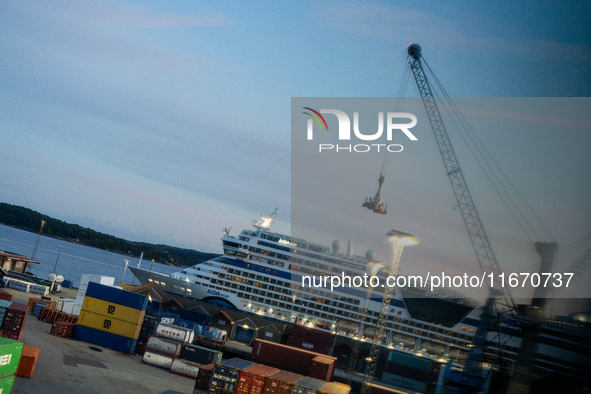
[
  {"xmin": 82, "ymin": 296, "xmax": 145, "ymax": 324},
  {"xmin": 78, "ymin": 310, "xmax": 142, "ymax": 339}
]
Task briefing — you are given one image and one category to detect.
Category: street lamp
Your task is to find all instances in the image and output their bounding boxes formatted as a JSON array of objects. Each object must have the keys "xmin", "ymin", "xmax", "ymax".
[{"xmin": 386, "ymin": 230, "xmax": 419, "ymax": 275}]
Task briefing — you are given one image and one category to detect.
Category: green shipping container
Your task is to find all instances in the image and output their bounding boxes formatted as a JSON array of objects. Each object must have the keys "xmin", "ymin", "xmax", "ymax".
[
  {"xmin": 0, "ymin": 374, "xmax": 16, "ymax": 393},
  {"xmin": 0, "ymin": 337, "xmax": 24, "ymax": 378},
  {"xmin": 386, "ymin": 351, "xmax": 431, "ymax": 372}
]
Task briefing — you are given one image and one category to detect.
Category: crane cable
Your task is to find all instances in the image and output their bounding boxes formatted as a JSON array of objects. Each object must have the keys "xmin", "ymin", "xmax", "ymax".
[
  {"xmin": 379, "ymin": 54, "xmax": 413, "ymax": 178},
  {"xmin": 419, "ymin": 56, "xmax": 554, "ymax": 244}
]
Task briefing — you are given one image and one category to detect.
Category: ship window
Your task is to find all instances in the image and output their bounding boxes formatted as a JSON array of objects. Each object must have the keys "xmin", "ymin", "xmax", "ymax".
[{"xmin": 469, "ymin": 329, "xmax": 475, "ymax": 333}]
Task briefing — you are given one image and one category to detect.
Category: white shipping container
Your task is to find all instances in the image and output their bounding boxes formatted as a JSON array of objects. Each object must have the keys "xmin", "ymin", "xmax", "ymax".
[
  {"xmin": 62, "ymin": 301, "xmax": 76, "ymax": 315},
  {"xmin": 91, "ymin": 275, "xmax": 115, "ymax": 286},
  {"xmin": 170, "ymin": 358, "xmax": 201, "ymax": 379},
  {"xmin": 146, "ymin": 336, "xmax": 183, "ymax": 357},
  {"xmin": 143, "ymin": 351, "xmax": 174, "ymax": 370}
]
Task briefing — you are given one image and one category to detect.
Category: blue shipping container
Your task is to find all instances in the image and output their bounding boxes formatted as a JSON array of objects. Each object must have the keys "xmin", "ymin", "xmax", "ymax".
[
  {"xmin": 156, "ymin": 312, "xmax": 180, "ymax": 326},
  {"xmin": 169, "ymin": 306, "xmax": 210, "ymax": 325},
  {"xmin": 73, "ymin": 324, "xmax": 137, "ymax": 354},
  {"xmin": 85, "ymin": 282, "xmax": 148, "ymax": 311},
  {"xmin": 61, "ymin": 279, "xmax": 73, "ymax": 289},
  {"xmin": 33, "ymin": 302, "xmax": 46, "ymax": 317}
]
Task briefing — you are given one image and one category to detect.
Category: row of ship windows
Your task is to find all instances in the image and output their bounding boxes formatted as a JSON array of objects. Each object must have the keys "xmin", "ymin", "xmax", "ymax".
[{"xmin": 224, "ymin": 269, "xmax": 360, "ymax": 307}]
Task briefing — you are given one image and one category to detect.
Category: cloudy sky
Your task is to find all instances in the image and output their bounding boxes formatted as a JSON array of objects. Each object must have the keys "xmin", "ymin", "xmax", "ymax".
[{"xmin": 1, "ymin": 0, "xmax": 590, "ymax": 296}]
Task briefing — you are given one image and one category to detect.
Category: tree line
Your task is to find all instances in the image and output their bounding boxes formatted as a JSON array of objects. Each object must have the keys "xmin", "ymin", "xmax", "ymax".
[{"xmin": 0, "ymin": 202, "xmax": 219, "ymax": 267}]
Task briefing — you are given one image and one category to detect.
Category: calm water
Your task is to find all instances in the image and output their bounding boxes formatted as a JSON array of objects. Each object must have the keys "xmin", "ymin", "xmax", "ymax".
[{"xmin": 0, "ymin": 223, "xmax": 183, "ymax": 288}]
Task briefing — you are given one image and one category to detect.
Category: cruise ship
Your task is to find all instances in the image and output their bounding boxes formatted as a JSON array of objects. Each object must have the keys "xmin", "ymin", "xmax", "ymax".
[{"xmin": 129, "ymin": 210, "xmax": 590, "ymax": 382}]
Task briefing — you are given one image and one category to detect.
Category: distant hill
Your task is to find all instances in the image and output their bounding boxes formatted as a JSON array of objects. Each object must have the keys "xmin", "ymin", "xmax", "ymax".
[{"xmin": 0, "ymin": 202, "xmax": 219, "ymax": 267}]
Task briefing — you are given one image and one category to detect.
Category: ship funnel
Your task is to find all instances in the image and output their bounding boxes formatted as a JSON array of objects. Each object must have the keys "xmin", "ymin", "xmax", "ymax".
[{"xmin": 347, "ymin": 240, "xmax": 353, "ymax": 258}]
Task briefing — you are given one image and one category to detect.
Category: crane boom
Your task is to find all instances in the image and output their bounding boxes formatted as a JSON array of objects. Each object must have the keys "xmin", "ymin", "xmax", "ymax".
[{"xmin": 407, "ymin": 43, "xmax": 514, "ymax": 311}]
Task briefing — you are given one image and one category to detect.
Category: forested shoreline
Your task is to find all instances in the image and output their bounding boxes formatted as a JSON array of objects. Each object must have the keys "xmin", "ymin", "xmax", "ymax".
[{"xmin": 0, "ymin": 202, "xmax": 219, "ymax": 267}]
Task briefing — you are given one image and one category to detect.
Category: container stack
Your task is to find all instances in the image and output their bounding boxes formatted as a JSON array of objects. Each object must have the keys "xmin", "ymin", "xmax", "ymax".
[
  {"xmin": 251, "ymin": 340, "xmax": 337, "ymax": 381},
  {"xmin": 0, "ymin": 336, "xmax": 24, "ymax": 393},
  {"xmin": 193, "ymin": 363, "xmax": 215, "ymax": 394},
  {"xmin": 72, "ymin": 281, "xmax": 147, "ymax": 353},
  {"xmin": 142, "ymin": 322, "xmax": 222, "ymax": 380},
  {"xmin": 72, "ymin": 274, "xmax": 115, "ymax": 316},
  {"xmin": 286, "ymin": 325, "xmax": 336, "ymax": 356},
  {"xmin": 133, "ymin": 310, "xmax": 159, "ymax": 355},
  {"xmin": 195, "ymin": 358, "xmax": 350, "ymax": 394},
  {"xmin": 0, "ymin": 303, "xmax": 29, "ymax": 341}
]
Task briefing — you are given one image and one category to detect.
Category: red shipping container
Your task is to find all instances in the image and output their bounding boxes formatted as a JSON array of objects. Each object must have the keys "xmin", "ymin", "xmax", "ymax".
[
  {"xmin": 50, "ymin": 321, "xmax": 76, "ymax": 338},
  {"xmin": 16, "ymin": 345, "xmax": 39, "ymax": 378},
  {"xmin": 1, "ymin": 302, "xmax": 29, "ymax": 341},
  {"xmin": 268, "ymin": 370, "xmax": 302, "ymax": 394},
  {"xmin": 308, "ymin": 356, "xmax": 335, "ymax": 382},
  {"xmin": 236, "ymin": 370, "xmax": 253, "ymax": 394},
  {"xmin": 251, "ymin": 340, "xmax": 336, "ymax": 380},
  {"xmin": 286, "ymin": 336, "xmax": 332, "ymax": 356},
  {"xmin": 244, "ymin": 365, "xmax": 280, "ymax": 394},
  {"xmin": 291, "ymin": 325, "xmax": 336, "ymax": 347},
  {"xmin": 0, "ymin": 289, "xmax": 12, "ymax": 301},
  {"xmin": 194, "ymin": 363, "xmax": 215, "ymax": 391}
]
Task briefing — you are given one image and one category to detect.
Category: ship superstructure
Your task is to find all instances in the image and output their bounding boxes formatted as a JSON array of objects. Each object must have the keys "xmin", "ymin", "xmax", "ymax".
[{"xmin": 129, "ymin": 211, "xmax": 590, "ymax": 381}]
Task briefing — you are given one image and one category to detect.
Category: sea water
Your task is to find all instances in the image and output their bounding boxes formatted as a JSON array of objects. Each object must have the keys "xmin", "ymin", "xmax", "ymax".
[{"xmin": 0, "ymin": 223, "xmax": 182, "ymax": 288}]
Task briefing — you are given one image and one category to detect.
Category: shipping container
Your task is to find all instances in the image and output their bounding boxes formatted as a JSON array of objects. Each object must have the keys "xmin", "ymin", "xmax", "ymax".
[
  {"xmin": 78, "ymin": 310, "xmax": 141, "ymax": 339},
  {"xmin": 156, "ymin": 312, "xmax": 181, "ymax": 326},
  {"xmin": 286, "ymin": 336, "xmax": 332, "ymax": 356},
  {"xmin": 16, "ymin": 345, "xmax": 39, "ymax": 378},
  {"xmin": 170, "ymin": 306, "xmax": 211, "ymax": 325},
  {"xmin": 146, "ymin": 336, "xmax": 183, "ymax": 357},
  {"xmin": 170, "ymin": 358, "xmax": 201, "ymax": 379},
  {"xmin": 293, "ymin": 376, "xmax": 327, "ymax": 394},
  {"xmin": 251, "ymin": 340, "xmax": 336, "ymax": 381},
  {"xmin": 181, "ymin": 344, "xmax": 222, "ymax": 365},
  {"xmin": 85, "ymin": 281, "xmax": 148, "ymax": 311},
  {"xmin": 32, "ymin": 302, "xmax": 46, "ymax": 317},
  {"xmin": 142, "ymin": 351, "xmax": 174, "ymax": 370},
  {"xmin": 307, "ymin": 356, "xmax": 335, "ymax": 382},
  {"xmin": 244, "ymin": 364, "xmax": 280, "ymax": 394},
  {"xmin": 0, "ymin": 375, "xmax": 15, "ymax": 393},
  {"xmin": 50, "ymin": 321, "xmax": 76, "ymax": 338},
  {"xmin": 268, "ymin": 370, "xmax": 302, "ymax": 394},
  {"xmin": 0, "ymin": 290, "xmax": 11, "ymax": 302},
  {"xmin": 73, "ymin": 324, "xmax": 137, "ymax": 353},
  {"xmin": 194, "ymin": 363, "xmax": 215, "ymax": 392},
  {"xmin": 0, "ymin": 337, "xmax": 23, "ymax": 378},
  {"xmin": 1, "ymin": 303, "xmax": 29, "ymax": 341},
  {"xmin": 291, "ymin": 325, "xmax": 336, "ymax": 347},
  {"xmin": 155, "ymin": 323, "xmax": 195, "ymax": 343},
  {"xmin": 82, "ymin": 296, "xmax": 145, "ymax": 324}
]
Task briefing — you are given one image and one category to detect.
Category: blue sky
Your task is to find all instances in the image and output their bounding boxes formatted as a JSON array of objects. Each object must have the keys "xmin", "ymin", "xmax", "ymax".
[{"xmin": 1, "ymin": 0, "xmax": 589, "ymax": 291}]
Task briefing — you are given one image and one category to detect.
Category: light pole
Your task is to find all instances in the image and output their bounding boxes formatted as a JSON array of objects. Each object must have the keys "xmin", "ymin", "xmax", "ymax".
[{"xmin": 122, "ymin": 259, "xmax": 130, "ymax": 283}]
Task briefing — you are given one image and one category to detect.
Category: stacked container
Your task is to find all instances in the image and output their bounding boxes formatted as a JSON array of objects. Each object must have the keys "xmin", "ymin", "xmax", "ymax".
[
  {"xmin": 0, "ymin": 303, "xmax": 29, "ymax": 341},
  {"xmin": 134, "ymin": 310, "xmax": 159, "ymax": 355},
  {"xmin": 193, "ymin": 363, "xmax": 215, "ymax": 394},
  {"xmin": 142, "ymin": 322, "xmax": 222, "ymax": 380},
  {"xmin": 265, "ymin": 370, "xmax": 303, "ymax": 394},
  {"xmin": 210, "ymin": 358, "xmax": 255, "ymax": 394},
  {"xmin": 72, "ymin": 274, "xmax": 115, "ymax": 316},
  {"xmin": 73, "ymin": 282, "xmax": 146, "ymax": 353},
  {"xmin": 0, "ymin": 336, "xmax": 24, "ymax": 393},
  {"xmin": 251, "ymin": 340, "xmax": 337, "ymax": 381}
]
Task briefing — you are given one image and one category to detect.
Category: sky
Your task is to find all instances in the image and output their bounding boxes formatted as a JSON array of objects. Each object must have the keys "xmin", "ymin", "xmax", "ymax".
[{"xmin": 0, "ymin": 1, "xmax": 590, "ymax": 301}]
